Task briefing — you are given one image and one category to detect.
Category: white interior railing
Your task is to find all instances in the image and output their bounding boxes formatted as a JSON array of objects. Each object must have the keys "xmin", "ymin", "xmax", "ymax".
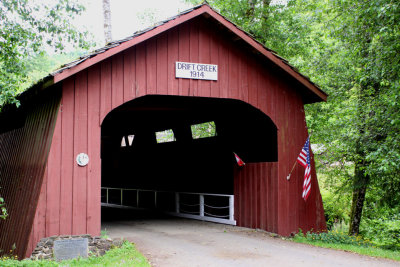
[{"xmin": 101, "ymin": 187, "xmax": 236, "ymax": 225}]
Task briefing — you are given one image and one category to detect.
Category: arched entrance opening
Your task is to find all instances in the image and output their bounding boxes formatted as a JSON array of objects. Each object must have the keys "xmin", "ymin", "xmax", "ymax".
[{"xmin": 100, "ymin": 95, "xmax": 277, "ymax": 224}]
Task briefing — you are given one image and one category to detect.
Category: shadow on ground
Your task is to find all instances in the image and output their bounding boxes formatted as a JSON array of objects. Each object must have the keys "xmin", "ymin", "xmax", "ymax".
[{"xmin": 101, "ymin": 206, "xmax": 172, "ymax": 222}]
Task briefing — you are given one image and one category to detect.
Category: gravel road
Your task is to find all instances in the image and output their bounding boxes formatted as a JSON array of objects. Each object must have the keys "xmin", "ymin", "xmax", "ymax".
[{"xmin": 103, "ymin": 216, "xmax": 398, "ymax": 267}]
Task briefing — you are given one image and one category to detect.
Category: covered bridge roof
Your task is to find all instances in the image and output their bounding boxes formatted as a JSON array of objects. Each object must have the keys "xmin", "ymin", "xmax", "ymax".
[{"xmin": 31, "ymin": 3, "xmax": 327, "ymax": 104}]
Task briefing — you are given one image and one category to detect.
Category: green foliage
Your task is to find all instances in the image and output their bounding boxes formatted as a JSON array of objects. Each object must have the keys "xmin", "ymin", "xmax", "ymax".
[
  {"xmin": 155, "ymin": 129, "xmax": 176, "ymax": 143},
  {"xmin": 293, "ymin": 229, "xmax": 400, "ymax": 261},
  {"xmin": 361, "ymin": 209, "xmax": 400, "ymax": 250},
  {"xmin": 0, "ymin": 0, "xmax": 94, "ymax": 107},
  {"xmin": 0, "ymin": 197, "xmax": 7, "ymax": 220},
  {"xmin": 0, "ymin": 193, "xmax": 7, "ymax": 220},
  {"xmin": 301, "ymin": 0, "xmax": 400, "ymax": 193},
  {"xmin": 320, "ymin": 188, "xmax": 349, "ymax": 230},
  {"xmin": 100, "ymin": 229, "xmax": 109, "ymax": 239},
  {"xmin": 0, "ymin": 197, "xmax": 8, "ymax": 220},
  {"xmin": 295, "ymin": 229, "xmax": 373, "ymax": 248},
  {"xmin": 191, "ymin": 121, "xmax": 217, "ymax": 139},
  {"xmin": 186, "ymin": 0, "xmax": 400, "ymax": 239},
  {"xmin": 0, "ymin": 241, "xmax": 150, "ymax": 267},
  {"xmin": 22, "ymin": 50, "xmax": 87, "ymax": 90}
]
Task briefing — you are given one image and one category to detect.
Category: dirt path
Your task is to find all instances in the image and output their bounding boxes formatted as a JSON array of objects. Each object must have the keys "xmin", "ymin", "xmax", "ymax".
[{"xmin": 103, "ymin": 218, "xmax": 398, "ymax": 267}]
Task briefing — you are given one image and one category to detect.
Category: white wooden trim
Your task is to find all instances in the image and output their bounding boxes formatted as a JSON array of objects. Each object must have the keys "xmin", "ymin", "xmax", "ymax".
[
  {"xmin": 166, "ymin": 212, "xmax": 236, "ymax": 225},
  {"xmin": 229, "ymin": 195, "xmax": 234, "ymax": 221},
  {"xmin": 199, "ymin": 195, "xmax": 204, "ymax": 217}
]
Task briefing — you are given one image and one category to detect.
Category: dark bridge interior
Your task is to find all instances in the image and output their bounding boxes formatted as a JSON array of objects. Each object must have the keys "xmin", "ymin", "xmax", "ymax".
[{"xmin": 101, "ymin": 95, "xmax": 277, "ymax": 195}]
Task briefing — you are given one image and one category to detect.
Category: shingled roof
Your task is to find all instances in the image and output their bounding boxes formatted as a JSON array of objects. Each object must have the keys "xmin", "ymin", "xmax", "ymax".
[{"xmin": 33, "ymin": 3, "xmax": 327, "ymax": 103}]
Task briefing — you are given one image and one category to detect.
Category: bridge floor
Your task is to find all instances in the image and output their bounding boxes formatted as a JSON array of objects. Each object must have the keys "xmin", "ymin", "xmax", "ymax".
[{"xmin": 102, "ymin": 209, "xmax": 396, "ymax": 267}]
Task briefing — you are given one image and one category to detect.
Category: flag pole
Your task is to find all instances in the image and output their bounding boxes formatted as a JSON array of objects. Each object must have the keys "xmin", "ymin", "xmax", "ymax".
[
  {"xmin": 286, "ymin": 160, "xmax": 298, "ymax": 180},
  {"xmin": 287, "ymin": 135, "xmax": 311, "ymax": 181}
]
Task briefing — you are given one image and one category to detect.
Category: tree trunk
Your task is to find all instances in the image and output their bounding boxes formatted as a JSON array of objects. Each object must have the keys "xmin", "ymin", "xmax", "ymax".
[
  {"xmin": 263, "ymin": 0, "xmax": 272, "ymax": 8},
  {"xmin": 103, "ymin": 0, "xmax": 112, "ymax": 44},
  {"xmin": 349, "ymin": 81, "xmax": 371, "ymax": 236},
  {"xmin": 246, "ymin": 0, "xmax": 255, "ymax": 19},
  {"xmin": 348, "ymin": 158, "xmax": 369, "ymax": 235},
  {"xmin": 261, "ymin": 0, "xmax": 272, "ymax": 27}
]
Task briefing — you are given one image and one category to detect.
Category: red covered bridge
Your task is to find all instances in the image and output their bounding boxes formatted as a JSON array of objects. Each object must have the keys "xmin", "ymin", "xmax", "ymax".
[{"xmin": 0, "ymin": 4, "xmax": 327, "ymax": 258}]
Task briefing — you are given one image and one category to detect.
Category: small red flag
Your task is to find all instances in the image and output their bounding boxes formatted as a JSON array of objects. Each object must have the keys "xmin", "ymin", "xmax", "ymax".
[{"xmin": 234, "ymin": 153, "xmax": 245, "ymax": 167}]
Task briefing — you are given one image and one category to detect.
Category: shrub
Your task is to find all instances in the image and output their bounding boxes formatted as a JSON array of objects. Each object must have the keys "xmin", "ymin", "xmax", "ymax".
[
  {"xmin": 296, "ymin": 229, "xmax": 373, "ymax": 247},
  {"xmin": 320, "ymin": 189, "xmax": 349, "ymax": 230},
  {"xmin": 361, "ymin": 214, "xmax": 400, "ymax": 250}
]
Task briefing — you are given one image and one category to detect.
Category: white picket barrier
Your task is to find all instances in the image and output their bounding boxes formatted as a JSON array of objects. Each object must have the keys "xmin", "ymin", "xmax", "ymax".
[{"xmin": 101, "ymin": 187, "xmax": 236, "ymax": 225}]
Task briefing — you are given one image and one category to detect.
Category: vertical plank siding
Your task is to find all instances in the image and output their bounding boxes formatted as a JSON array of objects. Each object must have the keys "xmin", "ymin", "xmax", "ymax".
[
  {"xmin": 26, "ymin": 17, "xmax": 325, "ymax": 256},
  {"xmin": 72, "ymin": 71, "xmax": 88, "ymax": 235},
  {"xmin": 0, "ymin": 88, "xmax": 61, "ymax": 259},
  {"xmin": 59, "ymin": 78, "xmax": 74, "ymax": 235},
  {"xmin": 157, "ymin": 33, "xmax": 168, "ymax": 95},
  {"xmin": 87, "ymin": 65, "xmax": 101, "ymax": 236}
]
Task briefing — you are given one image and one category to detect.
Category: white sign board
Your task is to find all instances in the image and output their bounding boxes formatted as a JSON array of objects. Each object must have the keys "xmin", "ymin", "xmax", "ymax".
[{"xmin": 176, "ymin": 62, "xmax": 218, "ymax": 81}]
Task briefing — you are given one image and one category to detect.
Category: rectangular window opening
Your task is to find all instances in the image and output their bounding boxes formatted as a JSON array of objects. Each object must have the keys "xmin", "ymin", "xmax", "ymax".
[
  {"xmin": 191, "ymin": 121, "xmax": 217, "ymax": 139},
  {"xmin": 156, "ymin": 129, "xmax": 176, "ymax": 143}
]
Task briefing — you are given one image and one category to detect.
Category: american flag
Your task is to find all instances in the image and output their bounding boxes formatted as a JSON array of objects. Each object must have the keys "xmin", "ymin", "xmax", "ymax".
[{"xmin": 297, "ymin": 137, "xmax": 311, "ymax": 201}]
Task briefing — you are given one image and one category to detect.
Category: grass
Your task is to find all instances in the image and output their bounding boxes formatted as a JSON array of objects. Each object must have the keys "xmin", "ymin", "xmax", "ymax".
[
  {"xmin": 0, "ymin": 241, "xmax": 150, "ymax": 267},
  {"xmin": 292, "ymin": 231, "xmax": 400, "ymax": 262},
  {"xmin": 101, "ymin": 229, "xmax": 109, "ymax": 239}
]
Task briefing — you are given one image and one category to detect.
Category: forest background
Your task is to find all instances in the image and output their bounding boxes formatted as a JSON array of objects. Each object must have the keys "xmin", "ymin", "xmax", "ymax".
[
  {"xmin": 0, "ymin": 0, "xmax": 399, "ymax": 251},
  {"xmin": 187, "ymin": 0, "xmax": 400, "ymax": 250}
]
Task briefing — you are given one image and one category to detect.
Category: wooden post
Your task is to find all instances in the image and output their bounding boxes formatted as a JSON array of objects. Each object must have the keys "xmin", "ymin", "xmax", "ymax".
[
  {"xmin": 175, "ymin": 192, "xmax": 180, "ymax": 213},
  {"xmin": 136, "ymin": 190, "xmax": 139, "ymax": 208},
  {"xmin": 229, "ymin": 195, "xmax": 234, "ymax": 221},
  {"xmin": 200, "ymin": 194, "xmax": 204, "ymax": 217},
  {"xmin": 154, "ymin": 191, "xmax": 157, "ymax": 208}
]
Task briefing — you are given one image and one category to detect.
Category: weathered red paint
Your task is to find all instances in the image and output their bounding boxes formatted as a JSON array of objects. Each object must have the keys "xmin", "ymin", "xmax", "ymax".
[
  {"xmin": 0, "ymin": 6, "xmax": 327, "ymax": 258},
  {"xmin": 87, "ymin": 65, "xmax": 101, "ymax": 235},
  {"xmin": 60, "ymin": 78, "xmax": 74, "ymax": 235},
  {"xmin": 52, "ymin": 5, "xmax": 326, "ymax": 102},
  {"xmin": 0, "ymin": 88, "xmax": 61, "ymax": 259},
  {"xmin": 72, "ymin": 71, "xmax": 88, "ymax": 235}
]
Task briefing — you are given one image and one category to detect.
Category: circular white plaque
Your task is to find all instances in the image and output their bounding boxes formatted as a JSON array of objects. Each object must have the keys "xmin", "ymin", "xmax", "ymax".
[{"xmin": 76, "ymin": 153, "xmax": 89, "ymax": 167}]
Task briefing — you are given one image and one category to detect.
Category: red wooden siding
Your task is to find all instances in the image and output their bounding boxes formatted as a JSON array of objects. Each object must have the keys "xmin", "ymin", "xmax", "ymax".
[
  {"xmin": 0, "ymin": 89, "xmax": 61, "ymax": 259},
  {"xmin": 87, "ymin": 65, "xmax": 101, "ymax": 235},
  {"xmin": 28, "ymin": 16, "xmax": 325, "ymax": 257},
  {"xmin": 52, "ymin": 5, "xmax": 326, "ymax": 103},
  {"xmin": 27, "ymin": 70, "xmax": 103, "ymax": 256}
]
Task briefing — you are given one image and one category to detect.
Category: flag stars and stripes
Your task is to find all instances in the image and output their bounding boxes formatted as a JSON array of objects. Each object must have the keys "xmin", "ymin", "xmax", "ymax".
[{"xmin": 297, "ymin": 137, "xmax": 312, "ymax": 201}]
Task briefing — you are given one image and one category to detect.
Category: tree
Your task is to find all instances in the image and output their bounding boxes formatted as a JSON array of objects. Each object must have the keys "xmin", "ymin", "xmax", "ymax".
[
  {"xmin": 0, "ymin": 0, "xmax": 94, "ymax": 222},
  {"xmin": 23, "ymin": 50, "xmax": 88, "ymax": 89},
  {"xmin": 298, "ymin": 0, "xmax": 400, "ymax": 235},
  {"xmin": 0, "ymin": 0, "xmax": 93, "ymax": 107},
  {"xmin": 187, "ymin": 0, "xmax": 400, "ymax": 237},
  {"xmin": 103, "ymin": 0, "xmax": 112, "ymax": 44}
]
